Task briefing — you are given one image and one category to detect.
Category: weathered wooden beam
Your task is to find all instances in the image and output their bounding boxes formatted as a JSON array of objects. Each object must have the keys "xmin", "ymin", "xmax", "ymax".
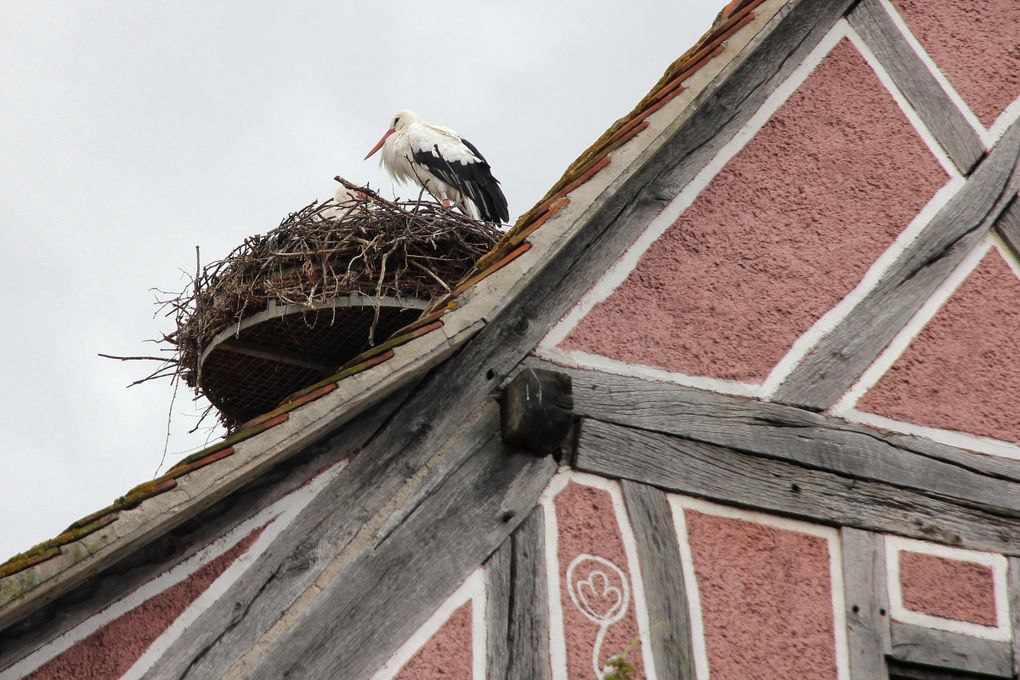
[
  {"xmin": 500, "ymin": 368, "xmax": 573, "ymax": 456},
  {"xmin": 486, "ymin": 506, "xmax": 553, "ymax": 680},
  {"xmin": 774, "ymin": 118, "xmax": 1020, "ymax": 410},
  {"xmin": 889, "ymin": 621, "xmax": 1013, "ymax": 678},
  {"xmin": 848, "ymin": 0, "xmax": 984, "ymax": 174},
  {"xmin": 841, "ymin": 528, "xmax": 892, "ymax": 679},
  {"xmin": 144, "ymin": 399, "xmax": 499, "ymax": 680},
  {"xmin": 575, "ymin": 418, "xmax": 1020, "ymax": 554},
  {"xmin": 0, "ymin": 381, "xmax": 420, "ymax": 676},
  {"xmin": 1009, "ymin": 557, "xmax": 1020, "ymax": 680},
  {"xmin": 887, "ymin": 660, "xmax": 999, "ymax": 680},
  {"xmin": 528, "ymin": 360, "xmax": 1020, "ymax": 516},
  {"xmin": 246, "ymin": 439, "xmax": 556, "ymax": 679},
  {"xmin": 994, "ymin": 198, "xmax": 1020, "ymax": 262},
  {"xmin": 621, "ymin": 480, "xmax": 696, "ymax": 680},
  {"xmin": 484, "ymin": 537, "xmax": 513, "ymax": 679}
]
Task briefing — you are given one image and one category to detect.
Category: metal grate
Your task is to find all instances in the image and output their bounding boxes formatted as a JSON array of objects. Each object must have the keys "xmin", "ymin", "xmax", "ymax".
[{"xmin": 199, "ymin": 303, "xmax": 422, "ymax": 425}]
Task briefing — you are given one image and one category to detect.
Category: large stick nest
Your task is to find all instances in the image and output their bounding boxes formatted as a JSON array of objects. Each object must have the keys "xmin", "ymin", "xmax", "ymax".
[{"xmin": 155, "ymin": 182, "xmax": 500, "ymax": 424}]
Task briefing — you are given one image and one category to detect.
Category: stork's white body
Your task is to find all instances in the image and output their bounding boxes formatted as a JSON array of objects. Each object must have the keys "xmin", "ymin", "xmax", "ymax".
[
  {"xmin": 320, "ymin": 184, "xmax": 360, "ymax": 219},
  {"xmin": 366, "ymin": 110, "xmax": 509, "ymax": 223},
  {"xmin": 381, "ymin": 122, "xmax": 472, "ymax": 211}
]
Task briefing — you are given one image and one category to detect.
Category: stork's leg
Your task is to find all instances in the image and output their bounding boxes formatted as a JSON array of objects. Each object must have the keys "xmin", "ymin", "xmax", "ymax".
[{"xmin": 442, "ymin": 198, "xmax": 452, "ymax": 208}]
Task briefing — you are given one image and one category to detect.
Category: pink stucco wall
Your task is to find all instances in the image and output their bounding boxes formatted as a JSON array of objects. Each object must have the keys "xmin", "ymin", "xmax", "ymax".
[
  {"xmin": 684, "ymin": 510, "xmax": 838, "ymax": 680},
  {"xmin": 28, "ymin": 525, "xmax": 266, "ymax": 680},
  {"xmin": 899, "ymin": 550, "xmax": 997, "ymax": 626},
  {"xmin": 892, "ymin": 0, "xmax": 1020, "ymax": 127},
  {"xmin": 554, "ymin": 482, "xmax": 645, "ymax": 678},
  {"xmin": 393, "ymin": 602, "xmax": 473, "ymax": 680},
  {"xmin": 562, "ymin": 39, "xmax": 947, "ymax": 383},
  {"xmin": 857, "ymin": 249, "xmax": 1020, "ymax": 444}
]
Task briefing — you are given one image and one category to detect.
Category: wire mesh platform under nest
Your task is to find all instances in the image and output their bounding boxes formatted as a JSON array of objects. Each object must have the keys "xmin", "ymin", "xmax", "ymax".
[{"xmin": 161, "ymin": 185, "xmax": 502, "ymax": 429}]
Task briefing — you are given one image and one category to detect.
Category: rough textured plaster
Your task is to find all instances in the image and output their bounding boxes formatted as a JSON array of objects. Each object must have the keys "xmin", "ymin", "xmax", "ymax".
[
  {"xmin": 555, "ymin": 482, "xmax": 645, "ymax": 679},
  {"xmin": 685, "ymin": 510, "xmax": 838, "ymax": 680},
  {"xmin": 858, "ymin": 250, "xmax": 1020, "ymax": 444},
  {"xmin": 392, "ymin": 602, "xmax": 472, "ymax": 680},
  {"xmin": 892, "ymin": 0, "xmax": 1020, "ymax": 127},
  {"xmin": 27, "ymin": 526, "xmax": 265, "ymax": 680},
  {"xmin": 563, "ymin": 39, "xmax": 947, "ymax": 383},
  {"xmin": 899, "ymin": 550, "xmax": 997, "ymax": 626}
]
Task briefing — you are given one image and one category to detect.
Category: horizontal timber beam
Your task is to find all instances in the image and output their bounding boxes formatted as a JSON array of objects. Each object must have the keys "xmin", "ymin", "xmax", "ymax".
[
  {"xmin": 528, "ymin": 360, "xmax": 1020, "ymax": 517},
  {"xmin": 889, "ymin": 621, "xmax": 1013, "ymax": 678},
  {"xmin": 575, "ymin": 417, "xmax": 1020, "ymax": 555}
]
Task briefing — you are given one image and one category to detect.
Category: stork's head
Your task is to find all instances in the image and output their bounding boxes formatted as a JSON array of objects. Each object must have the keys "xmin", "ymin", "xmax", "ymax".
[{"xmin": 364, "ymin": 109, "xmax": 418, "ymax": 160}]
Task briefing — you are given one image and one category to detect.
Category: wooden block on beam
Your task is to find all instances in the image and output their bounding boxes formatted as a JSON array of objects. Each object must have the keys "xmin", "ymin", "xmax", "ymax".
[{"xmin": 500, "ymin": 368, "xmax": 574, "ymax": 456}]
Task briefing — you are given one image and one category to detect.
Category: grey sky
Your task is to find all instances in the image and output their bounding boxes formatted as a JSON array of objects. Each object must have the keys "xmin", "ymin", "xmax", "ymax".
[{"xmin": 0, "ymin": 1, "xmax": 717, "ymax": 559}]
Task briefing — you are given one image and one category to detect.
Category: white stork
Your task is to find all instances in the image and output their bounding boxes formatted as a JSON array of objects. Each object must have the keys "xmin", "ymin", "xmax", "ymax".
[
  {"xmin": 364, "ymin": 110, "xmax": 509, "ymax": 224},
  {"xmin": 320, "ymin": 183, "xmax": 365, "ymax": 220}
]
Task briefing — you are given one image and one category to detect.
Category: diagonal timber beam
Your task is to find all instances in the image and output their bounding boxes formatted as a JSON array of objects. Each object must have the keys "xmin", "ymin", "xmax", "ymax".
[
  {"xmin": 774, "ymin": 119, "xmax": 1020, "ymax": 410},
  {"xmin": 848, "ymin": 0, "xmax": 984, "ymax": 174}
]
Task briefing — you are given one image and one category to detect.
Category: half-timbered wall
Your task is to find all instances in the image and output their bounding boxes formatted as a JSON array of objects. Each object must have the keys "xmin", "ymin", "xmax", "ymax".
[
  {"xmin": 5, "ymin": 2, "xmax": 1020, "ymax": 678},
  {"xmin": 1, "ymin": 461, "xmax": 349, "ymax": 680},
  {"xmin": 541, "ymin": 0, "xmax": 1020, "ymax": 460},
  {"xmin": 373, "ymin": 471, "xmax": 1016, "ymax": 679}
]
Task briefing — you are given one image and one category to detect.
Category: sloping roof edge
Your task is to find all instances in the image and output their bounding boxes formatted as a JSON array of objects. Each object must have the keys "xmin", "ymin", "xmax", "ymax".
[{"xmin": 0, "ymin": 0, "xmax": 785, "ymax": 634}]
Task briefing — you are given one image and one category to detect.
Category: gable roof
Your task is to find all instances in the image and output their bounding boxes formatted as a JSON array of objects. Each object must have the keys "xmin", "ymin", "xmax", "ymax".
[{"xmin": 0, "ymin": 0, "xmax": 783, "ymax": 634}]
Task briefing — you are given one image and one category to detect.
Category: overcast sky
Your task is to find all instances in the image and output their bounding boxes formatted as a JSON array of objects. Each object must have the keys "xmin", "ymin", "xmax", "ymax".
[{"xmin": 0, "ymin": 1, "xmax": 718, "ymax": 559}]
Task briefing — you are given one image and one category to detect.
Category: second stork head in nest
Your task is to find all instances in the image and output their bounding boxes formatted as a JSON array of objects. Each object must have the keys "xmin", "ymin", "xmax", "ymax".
[{"xmin": 365, "ymin": 110, "xmax": 509, "ymax": 224}]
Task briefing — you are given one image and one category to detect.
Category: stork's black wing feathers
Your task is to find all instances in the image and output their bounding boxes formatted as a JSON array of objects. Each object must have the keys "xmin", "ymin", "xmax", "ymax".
[
  {"xmin": 459, "ymin": 137, "xmax": 489, "ymax": 164},
  {"xmin": 411, "ymin": 140, "xmax": 509, "ymax": 223}
]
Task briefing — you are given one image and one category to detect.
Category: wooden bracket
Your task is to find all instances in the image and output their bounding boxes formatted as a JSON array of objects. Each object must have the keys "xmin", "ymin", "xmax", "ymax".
[{"xmin": 500, "ymin": 368, "xmax": 574, "ymax": 456}]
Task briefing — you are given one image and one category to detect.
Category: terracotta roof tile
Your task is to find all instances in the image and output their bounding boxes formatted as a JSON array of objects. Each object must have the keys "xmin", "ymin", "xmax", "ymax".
[
  {"xmin": 393, "ymin": 303, "xmax": 459, "ymax": 337},
  {"xmin": 164, "ymin": 446, "xmax": 236, "ymax": 479},
  {"xmin": 509, "ymin": 198, "xmax": 571, "ymax": 246},
  {"xmin": 0, "ymin": 547, "xmax": 61, "ymax": 580},
  {"xmin": 0, "ymin": 513, "xmax": 120, "ymax": 578},
  {"xmin": 433, "ymin": 242, "xmax": 533, "ymax": 309},
  {"xmin": 535, "ymin": 157, "xmax": 611, "ymax": 217},
  {"xmin": 120, "ymin": 478, "xmax": 178, "ymax": 505},
  {"xmin": 242, "ymin": 384, "xmax": 338, "ymax": 430}
]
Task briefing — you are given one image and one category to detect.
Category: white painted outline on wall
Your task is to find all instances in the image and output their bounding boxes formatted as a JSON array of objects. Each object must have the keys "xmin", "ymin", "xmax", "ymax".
[
  {"xmin": 876, "ymin": 0, "xmax": 1020, "ymax": 147},
  {"xmin": 536, "ymin": 20, "xmax": 964, "ymax": 403},
  {"xmin": 668, "ymin": 494, "xmax": 851, "ymax": 680},
  {"xmin": 833, "ymin": 234, "xmax": 1020, "ymax": 460},
  {"xmin": 369, "ymin": 567, "xmax": 487, "ymax": 680},
  {"xmin": 884, "ymin": 535, "xmax": 1011, "ymax": 640},
  {"xmin": 540, "ymin": 470, "xmax": 658, "ymax": 680},
  {"xmin": 2, "ymin": 459, "xmax": 351, "ymax": 680}
]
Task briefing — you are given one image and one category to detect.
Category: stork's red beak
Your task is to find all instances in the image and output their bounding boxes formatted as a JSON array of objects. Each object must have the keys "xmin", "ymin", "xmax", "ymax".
[{"xmin": 364, "ymin": 128, "xmax": 395, "ymax": 160}]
